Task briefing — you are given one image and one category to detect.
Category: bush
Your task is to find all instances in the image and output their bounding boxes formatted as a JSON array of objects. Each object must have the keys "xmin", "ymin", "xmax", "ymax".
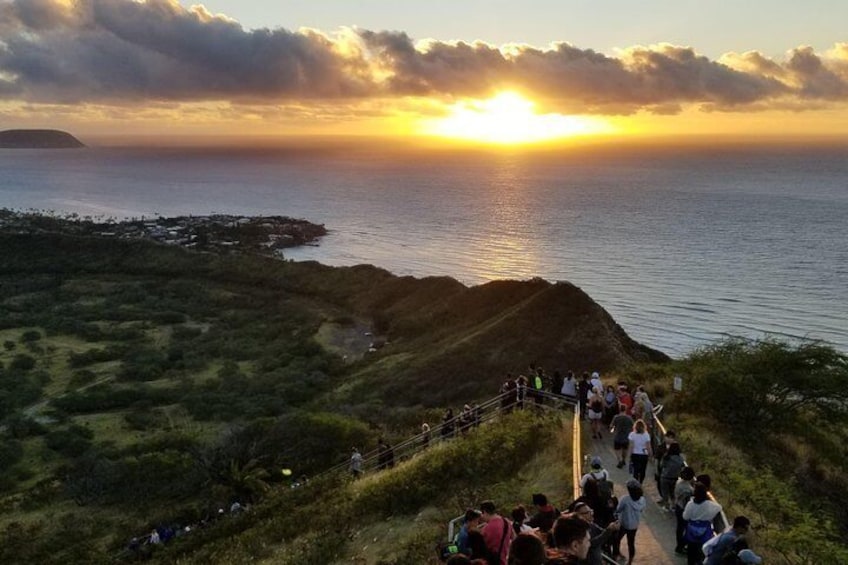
[
  {"xmin": 2, "ymin": 340, "xmax": 14, "ymax": 351},
  {"xmin": 19, "ymin": 330, "xmax": 41, "ymax": 343},
  {"xmin": 9, "ymin": 354, "xmax": 36, "ymax": 372}
]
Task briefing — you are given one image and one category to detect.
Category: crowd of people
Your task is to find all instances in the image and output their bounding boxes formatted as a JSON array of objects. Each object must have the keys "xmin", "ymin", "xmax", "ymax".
[{"xmin": 438, "ymin": 368, "xmax": 764, "ymax": 565}]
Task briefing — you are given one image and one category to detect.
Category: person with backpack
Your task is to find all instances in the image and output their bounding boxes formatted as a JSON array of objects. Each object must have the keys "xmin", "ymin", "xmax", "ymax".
[
  {"xmin": 704, "ymin": 516, "xmax": 753, "ymax": 565},
  {"xmin": 456, "ymin": 509, "xmax": 483, "ymax": 557},
  {"xmin": 613, "ymin": 479, "xmax": 647, "ymax": 565},
  {"xmin": 683, "ymin": 482, "xmax": 723, "ymax": 565},
  {"xmin": 579, "ymin": 456, "xmax": 611, "ymax": 496},
  {"xmin": 587, "ymin": 388, "xmax": 605, "ymax": 439},
  {"xmin": 480, "ymin": 500, "xmax": 514, "ymax": 565}
]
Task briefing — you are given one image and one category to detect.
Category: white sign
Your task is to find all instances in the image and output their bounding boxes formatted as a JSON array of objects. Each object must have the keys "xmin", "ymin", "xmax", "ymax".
[{"xmin": 673, "ymin": 376, "xmax": 683, "ymax": 392}]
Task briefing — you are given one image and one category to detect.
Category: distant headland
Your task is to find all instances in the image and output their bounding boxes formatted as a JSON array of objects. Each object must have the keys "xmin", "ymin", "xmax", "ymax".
[{"xmin": 0, "ymin": 129, "xmax": 85, "ymax": 148}]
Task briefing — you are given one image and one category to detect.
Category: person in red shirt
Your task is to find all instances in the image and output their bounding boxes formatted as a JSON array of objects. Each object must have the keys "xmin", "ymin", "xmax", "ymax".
[
  {"xmin": 480, "ymin": 500, "xmax": 515, "ymax": 565},
  {"xmin": 617, "ymin": 384, "xmax": 633, "ymax": 416}
]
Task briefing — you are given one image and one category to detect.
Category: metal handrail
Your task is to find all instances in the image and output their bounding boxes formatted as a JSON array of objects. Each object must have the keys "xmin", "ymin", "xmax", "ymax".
[{"xmin": 572, "ymin": 400, "xmax": 582, "ymax": 501}]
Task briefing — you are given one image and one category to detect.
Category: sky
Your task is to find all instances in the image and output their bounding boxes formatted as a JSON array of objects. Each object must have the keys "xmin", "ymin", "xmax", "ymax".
[{"xmin": 1, "ymin": 0, "xmax": 848, "ymax": 143}]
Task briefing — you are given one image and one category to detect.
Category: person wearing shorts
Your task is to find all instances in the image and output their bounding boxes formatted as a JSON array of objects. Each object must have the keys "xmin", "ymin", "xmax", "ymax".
[{"xmin": 611, "ymin": 404, "xmax": 633, "ymax": 469}]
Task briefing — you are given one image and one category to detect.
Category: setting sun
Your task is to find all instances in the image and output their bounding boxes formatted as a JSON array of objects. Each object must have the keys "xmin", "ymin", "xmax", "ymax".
[{"xmin": 420, "ymin": 92, "xmax": 615, "ymax": 144}]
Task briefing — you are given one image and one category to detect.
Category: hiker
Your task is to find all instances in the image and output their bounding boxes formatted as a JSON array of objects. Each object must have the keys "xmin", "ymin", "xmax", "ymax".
[
  {"xmin": 442, "ymin": 408, "xmax": 455, "ymax": 439},
  {"xmin": 511, "ymin": 505, "xmax": 534, "ymax": 535},
  {"xmin": 571, "ymin": 502, "xmax": 620, "ymax": 565},
  {"xmin": 654, "ymin": 429, "xmax": 677, "ymax": 495},
  {"xmin": 659, "ymin": 442, "xmax": 685, "ymax": 509},
  {"xmin": 590, "ymin": 371, "xmax": 603, "ymax": 394},
  {"xmin": 611, "ymin": 404, "xmax": 634, "ymax": 469},
  {"xmin": 602, "ymin": 384, "xmax": 618, "ymax": 425},
  {"xmin": 349, "ymin": 447, "xmax": 363, "ymax": 478},
  {"xmin": 507, "ymin": 532, "xmax": 547, "ymax": 565},
  {"xmin": 587, "ymin": 387, "xmax": 605, "ymax": 438},
  {"xmin": 579, "ymin": 456, "xmax": 609, "ymax": 492},
  {"xmin": 578, "ymin": 373, "xmax": 592, "ymax": 417},
  {"xmin": 617, "ymin": 384, "xmax": 633, "ymax": 416},
  {"xmin": 704, "ymin": 515, "xmax": 754, "ymax": 565},
  {"xmin": 480, "ymin": 500, "xmax": 514, "ymax": 565},
  {"xmin": 501, "ymin": 376, "xmax": 517, "ymax": 411},
  {"xmin": 674, "ymin": 466, "xmax": 697, "ymax": 555},
  {"xmin": 516, "ymin": 374, "xmax": 528, "ymax": 410},
  {"xmin": 628, "ymin": 419, "xmax": 652, "ymax": 483},
  {"xmin": 421, "ymin": 422, "xmax": 431, "ymax": 448},
  {"xmin": 552, "ymin": 370, "xmax": 564, "ymax": 398},
  {"xmin": 526, "ymin": 492, "xmax": 558, "ymax": 535},
  {"xmin": 560, "ymin": 371, "xmax": 577, "ymax": 401},
  {"xmin": 377, "ymin": 438, "xmax": 389, "ymax": 470},
  {"xmin": 683, "ymin": 482, "xmax": 723, "ymax": 565},
  {"xmin": 456, "ymin": 509, "xmax": 483, "ymax": 557},
  {"xmin": 533, "ymin": 368, "xmax": 545, "ymax": 407},
  {"xmin": 613, "ymin": 479, "xmax": 647, "ymax": 565},
  {"xmin": 546, "ymin": 515, "xmax": 593, "ymax": 564}
]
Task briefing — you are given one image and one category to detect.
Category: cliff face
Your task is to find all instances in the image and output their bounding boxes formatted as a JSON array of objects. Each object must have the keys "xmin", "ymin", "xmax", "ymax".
[{"xmin": 0, "ymin": 129, "xmax": 85, "ymax": 148}]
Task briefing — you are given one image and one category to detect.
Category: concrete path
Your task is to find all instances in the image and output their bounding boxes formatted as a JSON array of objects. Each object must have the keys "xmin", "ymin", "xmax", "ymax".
[{"xmin": 583, "ymin": 430, "xmax": 686, "ymax": 565}]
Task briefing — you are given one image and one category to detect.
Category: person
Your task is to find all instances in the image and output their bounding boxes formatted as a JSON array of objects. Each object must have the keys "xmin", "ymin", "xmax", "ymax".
[
  {"xmin": 516, "ymin": 374, "xmax": 528, "ymax": 410},
  {"xmin": 421, "ymin": 422, "xmax": 431, "ymax": 448},
  {"xmin": 578, "ymin": 373, "xmax": 592, "ymax": 417},
  {"xmin": 602, "ymin": 384, "xmax": 618, "ymax": 425},
  {"xmin": 617, "ymin": 385, "xmax": 633, "ymax": 416},
  {"xmin": 456, "ymin": 509, "xmax": 483, "ymax": 557},
  {"xmin": 590, "ymin": 371, "xmax": 603, "ymax": 394},
  {"xmin": 533, "ymin": 368, "xmax": 545, "ymax": 406},
  {"xmin": 349, "ymin": 447, "xmax": 363, "ymax": 478},
  {"xmin": 552, "ymin": 370, "xmax": 564, "ymax": 398},
  {"xmin": 571, "ymin": 502, "xmax": 620, "ymax": 565},
  {"xmin": 507, "ymin": 533, "xmax": 547, "ymax": 565},
  {"xmin": 570, "ymin": 476, "xmax": 615, "ymax": 530},
  {"xmin": 560, "ymin": 371, "xmax": 577, "ymax": 401},
  {"xmin": 526, "ymin": 493, "xmax": 558, "ymax": 535},
  {"xmin": 501, "ymin": 376, "xmax": 518, "ymax": 412},
  {"xmin": 442, "ymin": 408, "xmax": 455, "ymax": 439},
  {"xmin": 654, "ymin": 430, "xmax": 677, "ymax": 494},
  {"xmin": 510, "ymin": 505, "xmax": 535, "ymax": 535},
  {"xmin": 683, "ymin": 482, "xmax": 723, "ymax": 565},
  {"xmin": 377, "ymin": 438, "xmax": 390, "ymax": 470},
  {"xmin": 704, "ymin": 515, "xmax": 752, "ymax": 565},
  {"xmin": 579, "ymin": 456, "xmax": 609, "ymax": 493},
  {"xmin": 660, "ymin": 442, "xmax": 685, "ymax": 508},
  {"xmin": 611, "ymin": 404, "xmax": 633, "ymax": 469},
  {"xmin": 480, "ymin": 500, "xmax": 514, "ymax": 565},
  {"xmin": 674, "ymin": 466, "xmax": 696, "ymax": 555},
  {"xmin": 613, "ymin": 478, "xmax": 647, "ymax": 565},
  {"xmin": 587, "ymin": 387, "xmax": 605, "ymax": 438},
  {"xmin": 627, "ymin": 419, "xmax": 652, "ymax": 483},
  {"xmin": 546, "ymin": 515, "xmax": 592, "ymax": 564}
]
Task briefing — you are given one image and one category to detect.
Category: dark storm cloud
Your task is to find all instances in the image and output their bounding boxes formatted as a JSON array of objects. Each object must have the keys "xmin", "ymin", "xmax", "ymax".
[{"xmin": 1, "ymin": 0, "xmax": 848, "ymax": 114}]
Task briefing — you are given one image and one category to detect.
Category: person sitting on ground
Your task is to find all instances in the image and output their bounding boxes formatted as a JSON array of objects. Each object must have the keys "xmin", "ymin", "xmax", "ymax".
[
  {"xmin": 704, "ymin": 515, "xmax": 753, "ymax": 565},
  {"xmin": 660, "ymin": 442, "xmax": 685, "ymax": 508},
  {"xmin": 507, "ymin": 532, "xmax": 547, "ymax": 565},
  {"xmin": 683, "ymin": 482, "xmax": 723, "ymax": 565},
  {"xmin": 456, "ymin": 509, "xmax": 483, "ymax": 557},
  {"xmin": 674, "ymin": 466, "xmax": 696, "ymax": 555},
  {"xmin": 545, "ymin": 515, "xmax": 593, "ymax": 564},
  {"xmin": 611, "ymin": 404, "xmax": 634, "ymax": 469},
  {"xmin": 526, "ymin": 493, "xmax": 558, "ymax": 535},
  {"xmin": 480, "ymin": 500, "xmax": 515, "ymax": 565},
  {"xmin": 511, "ymin": 505, "xmax": 535, "ymax": 535},
  {"xmin": 571, "ymin": 502, "xmax": 620, "ymax": 565}
]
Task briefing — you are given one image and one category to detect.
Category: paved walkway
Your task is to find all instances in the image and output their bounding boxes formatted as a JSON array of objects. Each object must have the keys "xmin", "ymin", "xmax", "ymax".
[{"xmin": 583, "ymin": 430, "xmax": 686, "ymax": 565}]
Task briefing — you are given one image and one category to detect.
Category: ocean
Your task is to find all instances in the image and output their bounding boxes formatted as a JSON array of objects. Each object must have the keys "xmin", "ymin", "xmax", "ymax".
[{"xmin": 1, "ymin": 141, "xmax": 846, "ymax": 358}]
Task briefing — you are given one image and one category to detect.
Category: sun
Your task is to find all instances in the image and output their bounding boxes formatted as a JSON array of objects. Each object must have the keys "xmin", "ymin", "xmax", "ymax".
[{"xmin": 420, "ymin": 92, "xmax": 614, "ymax": 144}]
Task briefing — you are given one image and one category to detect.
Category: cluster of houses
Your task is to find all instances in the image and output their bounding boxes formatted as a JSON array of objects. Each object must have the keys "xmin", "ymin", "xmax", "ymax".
[{"xmin": 0, "ymin": 209, "xmax": 327, "ymax": 256}]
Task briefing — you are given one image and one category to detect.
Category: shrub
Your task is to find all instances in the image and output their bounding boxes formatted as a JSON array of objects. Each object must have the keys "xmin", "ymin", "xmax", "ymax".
[
  {"xmin": 9, "ymin": 353, "xmax": 36, "ymax": 372},
  {"xmin": 19, "ymin": 330, "xmax": 41, "ymax": 342}
]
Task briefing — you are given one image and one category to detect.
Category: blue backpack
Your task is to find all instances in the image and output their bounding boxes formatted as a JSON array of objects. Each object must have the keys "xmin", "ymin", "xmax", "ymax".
[{"xmin": 685, "ymin": 519, "xmax": 715, "ymax": 545}]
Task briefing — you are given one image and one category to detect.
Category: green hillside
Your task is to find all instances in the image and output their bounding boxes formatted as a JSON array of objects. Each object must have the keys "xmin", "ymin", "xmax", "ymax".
[{"xmin": 1, "ymin": 232, "xmax": 845, "ymax": 564}]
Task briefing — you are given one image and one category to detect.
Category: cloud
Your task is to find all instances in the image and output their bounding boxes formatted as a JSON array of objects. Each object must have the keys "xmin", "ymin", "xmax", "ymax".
[{"xmin": 1, "ymin": 0, "xmax": 848, "ymax": 115}]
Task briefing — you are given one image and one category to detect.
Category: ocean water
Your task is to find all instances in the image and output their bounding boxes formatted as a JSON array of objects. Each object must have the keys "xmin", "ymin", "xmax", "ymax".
[{"xmin": 1, "ymin": 143, "xmax": 846, "ymax": 358}]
